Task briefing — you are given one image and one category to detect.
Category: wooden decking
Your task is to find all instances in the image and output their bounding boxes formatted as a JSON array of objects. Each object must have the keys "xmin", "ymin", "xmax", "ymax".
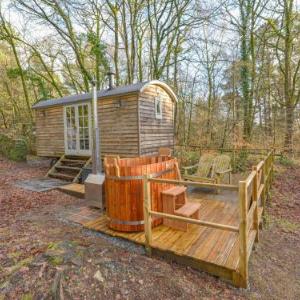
[
  {"xmin": 59, "ymin": 150, "xmax": 274, "ymax": 288},
  {"xmin": 83, "ymin": 197, "xmax": 260, "ymax": 285}
]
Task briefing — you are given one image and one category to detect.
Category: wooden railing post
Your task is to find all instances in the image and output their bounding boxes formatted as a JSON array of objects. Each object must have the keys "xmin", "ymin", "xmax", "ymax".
[
  {"xmin": 266, "ymin": 152, "xmax": 271, "ymax": 199},
  {"xmin": 238, "ymin": 180, "xmax": 248, "ymax": 288},
  {"xmin": 143, "ymin": 175, "xmax": 152, "ymax": 256},
  {"xmin": 252, "ymin": 166, "xmax": 259, "ymax": 242},
  {"xmin": 271, "ymin": 149, "xmax": 275, "ymax": 184},
  {"xmin": 261, "ymin": 160, "xmax": 266, "ymax": 218}
]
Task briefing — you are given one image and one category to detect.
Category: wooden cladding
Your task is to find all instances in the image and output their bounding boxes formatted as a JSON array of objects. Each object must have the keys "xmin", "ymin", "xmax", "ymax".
[
  {"xmin": 35, "ymin": 83, "xmax": 176, "ymax": 158},
  {"xmin": 35, "ymin": 106, "xmax": 64, "ymax": 157},
  {"xmin": 139, "ymin": 85, "xmax": 175, "ymax": 155},
  {"xmin": 98, "ymin": 96, "xmax": 139, "ymax": 157}
]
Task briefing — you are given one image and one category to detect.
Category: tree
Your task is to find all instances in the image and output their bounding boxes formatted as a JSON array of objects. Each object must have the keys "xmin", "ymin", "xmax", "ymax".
[{"xmin": 268, "ymin": 0, "xmax": 300, "ymax": 152}]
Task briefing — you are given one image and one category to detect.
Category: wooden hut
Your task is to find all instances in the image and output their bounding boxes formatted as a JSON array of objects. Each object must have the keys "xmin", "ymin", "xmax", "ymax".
[{"xmin": 32, "ymin": 80, "xmax": 177, "ymax": 180}]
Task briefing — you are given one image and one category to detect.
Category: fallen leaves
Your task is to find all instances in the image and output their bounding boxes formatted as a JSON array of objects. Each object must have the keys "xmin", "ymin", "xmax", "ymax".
[{"xmin": 0, "ymin": 158, "xmax": 299, "ymax": 299}]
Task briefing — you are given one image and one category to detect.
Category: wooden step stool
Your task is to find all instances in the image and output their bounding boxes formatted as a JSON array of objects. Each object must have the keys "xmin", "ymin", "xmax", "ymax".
[{"xmin": 161, "ymin": 186, "xmax": 201, "ymax": 231}]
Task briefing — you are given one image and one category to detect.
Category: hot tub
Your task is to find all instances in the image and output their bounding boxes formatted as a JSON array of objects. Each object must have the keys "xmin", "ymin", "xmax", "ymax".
[{"xmin": 104, "ymin": 156, "xmax": 179, "ymax": 232}]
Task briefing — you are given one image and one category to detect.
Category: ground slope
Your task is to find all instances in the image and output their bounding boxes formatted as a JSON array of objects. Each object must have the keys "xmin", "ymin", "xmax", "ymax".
[{"xmin": 0, "ymin": 158, "xmax": 299, "ymax": 299}]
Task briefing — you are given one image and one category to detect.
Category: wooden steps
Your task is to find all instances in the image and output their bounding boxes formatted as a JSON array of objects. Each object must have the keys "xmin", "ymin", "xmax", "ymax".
[
  {"xmin": 162, "ymin": 186, "xmax": 187, "ymax": 196},
  {"xmin": 55, "ymin": 165, "xmax": 81, "ymax": 172},
  {"xmin": 58, "ymin": 183, "xmax": 85, "ymax": 198},
  {"xmin": 49, "ymin": 172, "xmax": 75, "ymax": 181},
  {"xmin": 46, "ymin": 155, "xmax": 91, "ymax": 182},
  {"xmin": 175, "ymin": 202, "xmax": 201, "ymax": 217},
  {"xmin": 61, "ymin": 158, "xmax": 88, "ymax": 165}
]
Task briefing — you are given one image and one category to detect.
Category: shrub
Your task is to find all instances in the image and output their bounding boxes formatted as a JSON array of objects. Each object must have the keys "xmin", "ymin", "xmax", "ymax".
[
  {"xmin": 0, "ymin": 134, "xmax": 14, "ymax": 157},
  {"xmin": 278, "ymin": 155, "xmax": 294, "ymax": 166},
  {"xmin": 174, "ymin": 147, "xmax": 199, "ymax": 166},
  {"xmin": 232, "ymin": 150, "xmax": 249, "ymax": 172},
  {"xmin": 9, "ymin": 139, "xmax": 28, "ymax": 161},
  {"xmin": 0, "ymin": 135, "xmax": 28, "ymax": 161}
]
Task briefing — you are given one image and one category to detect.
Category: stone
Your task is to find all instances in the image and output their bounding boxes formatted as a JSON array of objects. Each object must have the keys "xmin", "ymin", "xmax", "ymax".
[
  {"xmin": 93, "ymin": 270, "xmax": 104, "ymax": 283},
  {"xmin": 70, "ymin": 256, "xmax": 83, "ymax": 267}
]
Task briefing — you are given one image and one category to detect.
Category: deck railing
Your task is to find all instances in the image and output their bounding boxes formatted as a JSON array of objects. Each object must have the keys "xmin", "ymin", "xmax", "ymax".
[
  {"xmin": 237, "ymin": 149, "xmax": 274, "ymax": 287},
  {"xmin": 143, "ymin": 149, "xmax": 275, "ymax": 288}
]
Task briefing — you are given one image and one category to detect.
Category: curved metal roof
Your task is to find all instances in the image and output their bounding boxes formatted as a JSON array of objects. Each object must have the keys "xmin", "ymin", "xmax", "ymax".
[{"xmin": 32, "ymin": 80, "xmax": 177, "ymax": 109}]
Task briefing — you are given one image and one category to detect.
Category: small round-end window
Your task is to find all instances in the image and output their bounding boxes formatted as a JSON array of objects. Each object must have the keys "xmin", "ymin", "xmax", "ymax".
[{"xmin": 155, "ymin": 96, "xmax": 162, "ymax": 119}]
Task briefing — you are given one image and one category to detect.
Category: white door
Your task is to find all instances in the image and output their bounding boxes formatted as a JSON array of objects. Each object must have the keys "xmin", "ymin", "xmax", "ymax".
[{"xmin": 64, "ymin": 103, "xmax": 92, "ymax": 156}]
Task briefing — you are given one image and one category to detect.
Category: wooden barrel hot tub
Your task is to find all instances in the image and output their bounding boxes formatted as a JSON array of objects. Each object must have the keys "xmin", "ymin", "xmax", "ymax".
[{"xmin": 104, "ymin": 156, "xmax": 179, "ymax": 232}]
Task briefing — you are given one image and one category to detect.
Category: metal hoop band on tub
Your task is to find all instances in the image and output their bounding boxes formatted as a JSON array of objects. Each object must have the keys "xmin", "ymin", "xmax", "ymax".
[
  {"xmin": 109, "ymin": 218, "xmax": 145, "ymax": 226},
  {"xmin": 105, "ymin": 167, "xmax": 174, "ymax": 181}
]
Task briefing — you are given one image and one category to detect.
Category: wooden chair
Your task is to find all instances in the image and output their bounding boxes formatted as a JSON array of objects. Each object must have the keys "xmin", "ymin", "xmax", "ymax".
[
  {"xmin": 212, "ymin": 154, "xmax": 232, "ymax": 185},
  {"xmin": 104, "ymin": 155, "xmax": 120, "ymax": 167},
  {"xmin": 182, "ymin": 154, "xmax": 232, "ymax": 185},
  {"xmin": 161, "ymin": 186, "xmax": 200, "ymax": 231},
  {"xmin": 158, "ymin": 147, "xmax": 172, "ymax": 158},
  {"xmin": 182, "ymin": 153, "xmax": 215, "ymax": 183},
  {"xmin": 103, "ymin": 155, "xmax": 120, "ymax": 176}
]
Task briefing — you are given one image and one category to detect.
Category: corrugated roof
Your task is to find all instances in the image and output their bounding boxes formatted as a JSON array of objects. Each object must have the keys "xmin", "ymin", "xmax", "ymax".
[{"xmin": 32, "ymin": 81, "xmax": 148, "ymax": 109}]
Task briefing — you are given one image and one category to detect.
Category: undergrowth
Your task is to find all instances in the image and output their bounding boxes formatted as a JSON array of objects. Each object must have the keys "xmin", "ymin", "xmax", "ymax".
[
  {"xmin": 0, "ymin": 134, "xmax": 28, "ymax": 161},
  {"xmin": 278, "ymin": 155, "xmax": 295, "ymax": 166}
]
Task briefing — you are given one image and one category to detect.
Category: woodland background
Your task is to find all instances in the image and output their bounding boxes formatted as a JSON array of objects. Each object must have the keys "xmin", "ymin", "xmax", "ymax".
[{"xmin": 0, "ymin": 0, "xmax": 299, "ymax": 159}]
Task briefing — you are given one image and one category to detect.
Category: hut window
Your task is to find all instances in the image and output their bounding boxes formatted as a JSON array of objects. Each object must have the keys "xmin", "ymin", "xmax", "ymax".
[{"xmin": 155, "ymin": 96, "xmax": 162, "ymax": 119}]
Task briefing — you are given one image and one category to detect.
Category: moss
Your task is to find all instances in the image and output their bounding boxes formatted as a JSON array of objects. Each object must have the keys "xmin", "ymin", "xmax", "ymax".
[
  {"xmin": 21, "ymin": 294, "xmax": 33, "ymax": 300},
  {"xmin": 278, "ymin": 155, "xmax": 295, "ymax": 166},
  {"xmin": 47, "ymin": 241, "xmax": 60, "ymax": 250},
  {"xmin": 264, "ymin": 212, "xmax": 300, "ymax": 233},
  {"xmin": 263, "ymin": 212, "xmax": 274, "ymax": 229},
  {"xmin": 5, "ymin": 257, "xmax": 33, "ymax": 275},
  {"xmin": 48, "ymin": 256, "xmax": 64, "ymax": 266},
  {"xmin": 276, "ymin": 218, "xmax": 300, "ymax": 233},
  {"xmin": 8, "ymin": 251, "xmax": 22, "ymax": 261}
]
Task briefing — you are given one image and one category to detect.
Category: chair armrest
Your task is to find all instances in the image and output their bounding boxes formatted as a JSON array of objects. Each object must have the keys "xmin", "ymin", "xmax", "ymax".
[
  {"xmin": 182, "ymin": 164, "xmax": 198, "ymax": 175},
  {"xmin": 216, "ymin": 168, "xmax": 232, "ymax": 175},
  {"xmin": 182, "ymin": 164, "xmax": 198, "ymax": 170}
]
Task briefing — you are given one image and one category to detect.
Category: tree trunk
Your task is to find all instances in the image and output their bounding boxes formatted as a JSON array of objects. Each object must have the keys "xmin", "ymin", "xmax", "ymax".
[{"xmin": 284, "ymin": 103, "xmax": 294, "ymax": 153}]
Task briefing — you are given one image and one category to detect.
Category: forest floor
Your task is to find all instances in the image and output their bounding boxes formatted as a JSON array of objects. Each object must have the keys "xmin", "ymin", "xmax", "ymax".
[{"xmin": 0, "ymin": 157, "xmax": 299, "ymax": 300}]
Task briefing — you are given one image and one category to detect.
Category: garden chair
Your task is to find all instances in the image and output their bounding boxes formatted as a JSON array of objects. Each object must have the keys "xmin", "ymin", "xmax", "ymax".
[
  {"xmin": 212, "ymin": 154, "xmax": 232, "ymax": 185},
  {"xmin": 182, "ymin": 153, "xmax": 215, "ymax": 182},
  {"xmin": 158, "ymin": 147, "xmax": 172, "ymax": 157},
  {"xmin": 182, "ymin": 153, "xmax": 232, "ymax": 185}
]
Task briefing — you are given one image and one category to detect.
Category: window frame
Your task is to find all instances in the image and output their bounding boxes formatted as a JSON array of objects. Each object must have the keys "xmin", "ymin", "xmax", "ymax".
[{"xmin": 155, "ymin": 96, "xmax": 163, "ymax": 120}]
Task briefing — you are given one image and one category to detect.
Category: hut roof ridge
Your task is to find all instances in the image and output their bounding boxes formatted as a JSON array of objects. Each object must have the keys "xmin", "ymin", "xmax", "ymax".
[{"xmin": 32, "ymin": 80, "xmax": 177, "ymax": 109}]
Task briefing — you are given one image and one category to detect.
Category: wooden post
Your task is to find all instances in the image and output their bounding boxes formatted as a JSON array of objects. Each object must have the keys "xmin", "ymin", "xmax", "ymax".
[
  {"xmin": 271, "ymin": 149, "xmax": 275, "ymax": 184},
  {"xmin": 266, "ymin": 154, "xmax": 270, "ymax": 200},
  {"xmin": 143, "ymin": 175, "xmax": 152, "ymax": 255},
  {"xmin": 252, "ymin": 166, "xmax": 259, "ymax": 242},
  {"xmin": 261, "ymin": 160, "xmax": 266, "ymax": 218},
  {"xmin": 174, "ymin": 159, "xmax": 182, "ymax": 180},
  {"xmin": 113, "ymin": 158, "xmax": 120, "ymax": 177},
  {"xmin": 233, "ymin": 148, "xmax": 236, "ymax": 171},
  {"xmin": 238, "ymin": 180, "xmax": 248, "ymax": 288}
]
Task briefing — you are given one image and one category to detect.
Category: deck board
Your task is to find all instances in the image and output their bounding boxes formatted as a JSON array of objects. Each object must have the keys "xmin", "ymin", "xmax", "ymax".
[{"xmin": 83, "ymin": 198, "xmax": 243, "ymax": 274}]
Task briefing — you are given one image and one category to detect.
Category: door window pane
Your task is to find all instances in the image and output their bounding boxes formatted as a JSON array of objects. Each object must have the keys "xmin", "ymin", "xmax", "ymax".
[
  {"xmin": 66, "ymin": 104, "xmax": 90, "ymax": 153},
  {"xmin": 84, "ymin": 139, "xmax": 89, "ymax": 149}
]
